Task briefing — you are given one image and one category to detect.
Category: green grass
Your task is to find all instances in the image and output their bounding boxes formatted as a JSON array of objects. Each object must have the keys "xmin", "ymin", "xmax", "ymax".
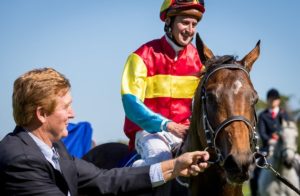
[{"xmin": 243, "ymin": 181, "xmax": 251, "ymax": 196}]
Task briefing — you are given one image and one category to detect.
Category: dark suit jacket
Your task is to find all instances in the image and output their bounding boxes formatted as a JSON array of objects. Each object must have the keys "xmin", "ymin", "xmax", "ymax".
[
  {"xmin": 257, "ymin": 108, "xmax": 289, "ymax": 151},
  {"xmin": 0, "ymin": 126, "xmax": 152, "ymax": 196}
]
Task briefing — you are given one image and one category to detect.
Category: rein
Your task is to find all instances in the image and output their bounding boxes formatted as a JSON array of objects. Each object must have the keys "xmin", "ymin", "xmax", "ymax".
[
  {"xmin": 254, "ymin": 152, "xmax": 300, "ymax": 195},
  {"xmin": 199, "ymin": 63, "xmax": 259, "ymax": 164}
]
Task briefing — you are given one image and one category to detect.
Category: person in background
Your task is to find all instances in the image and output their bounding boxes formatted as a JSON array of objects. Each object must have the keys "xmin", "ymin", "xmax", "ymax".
[
  {"xmin": 250, "ymin": 88, "xmax": 290, "ymax": 196},
  {"xmin": 258, "ymin": 88, "xmax": 290, "ymax": 155},
  {"xmin": 121, "ymin": 0, "xmax": 205, "ymax": 167},
  {"xmin": 0, "ymin": 67, "xmax": 209, "ymax": 196}
]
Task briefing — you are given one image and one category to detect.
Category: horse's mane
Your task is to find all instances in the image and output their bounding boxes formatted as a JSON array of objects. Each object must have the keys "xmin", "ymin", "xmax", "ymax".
[{"xmin": 200, "ymin": 55, "xmax": 238, "ymax": 76}]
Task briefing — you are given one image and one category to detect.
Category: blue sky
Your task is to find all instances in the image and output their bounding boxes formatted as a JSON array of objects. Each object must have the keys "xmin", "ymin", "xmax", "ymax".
[{"xmin": 1, "ymin": 1, "xmax": 300, "ymax": 144}]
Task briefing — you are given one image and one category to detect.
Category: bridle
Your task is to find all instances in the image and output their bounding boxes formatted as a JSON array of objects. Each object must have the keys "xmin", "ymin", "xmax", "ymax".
[
  {"xmin": 175, "ymin": 63, "xmax": 260, "ymax": 188},
  {"xmin": 199, "ymin": 63, "xmax": 259, "ymax": 165},
  {"xmin": 273, "ymin": 136, "xmax": 297, "ymax": 167}
]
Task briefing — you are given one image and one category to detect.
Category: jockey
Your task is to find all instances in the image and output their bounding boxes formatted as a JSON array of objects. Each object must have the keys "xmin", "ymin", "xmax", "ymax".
[
  {"xmin": 121, "ymin": 0, "xmax": 205, "ymax": 167},
  {"xmin": 257, "ymin": 88, "xmax": 290, "ymax": 155},
  {"xmin": 250, "ymin": 88, "xmax": 290, "ymax": 196}
]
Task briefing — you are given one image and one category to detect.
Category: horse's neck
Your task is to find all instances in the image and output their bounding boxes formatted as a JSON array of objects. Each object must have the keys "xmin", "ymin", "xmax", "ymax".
[{"xmin": 185, "ymin": 124, "xmax": 206, "ymax": 152}]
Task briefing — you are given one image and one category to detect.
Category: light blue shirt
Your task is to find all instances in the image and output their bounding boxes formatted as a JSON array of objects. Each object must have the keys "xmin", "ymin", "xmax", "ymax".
[
  {"xmin": 27, "ymin": 132, "xmax": 58, "ymax": 170},
  {"xmin": 27, "ymin": 132, "xmax": 70, "ymax": 196},
  {"xmin": 149, "ymin": 163, "xmax": 165, "ymax": 187},
  {"xmin": 27, "ymin": 132, "xmax": 165, "ymax": 188}
]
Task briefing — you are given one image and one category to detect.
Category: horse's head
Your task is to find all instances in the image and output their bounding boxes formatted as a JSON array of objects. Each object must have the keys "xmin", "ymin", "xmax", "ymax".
[
  {"xmin": 191, "ymin": 33, "xmax": 260, "ymax": 184},
  {"xmin": 275, "ymin": 120, "xmax": 299, "ymax": 168}
]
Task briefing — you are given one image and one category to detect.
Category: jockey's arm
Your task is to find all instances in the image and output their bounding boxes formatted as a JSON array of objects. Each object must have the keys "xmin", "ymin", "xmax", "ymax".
[
  {"xmin": 122, "ymin": 93, "xmax": 169, "ymax": 133},
  {"xmin": 121, "ymin": 53, "xmax": 170, "ymax": 133}
]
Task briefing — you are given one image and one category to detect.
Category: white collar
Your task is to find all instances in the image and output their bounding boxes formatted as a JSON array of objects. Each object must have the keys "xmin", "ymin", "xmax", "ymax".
[
  {"xmin": 269, "ymin": 107, "xmax": 280, "ymax": 114},
  {"xmin": 27, "ymin": 131, "xmax": 56, "ymax": 168},
  {"xmin": 165, "ymin": 35, "xmax": 183, "ymax": 55}
]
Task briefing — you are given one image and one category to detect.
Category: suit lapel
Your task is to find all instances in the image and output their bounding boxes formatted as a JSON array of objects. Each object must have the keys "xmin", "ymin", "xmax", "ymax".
[
  {"xmin": 59, "ymin": 158, "xmax": 77, "ymax": 195},
  {"xmin": 15, "ymin": 127, "xmax": 76, "ymax": 196},
  {"xmin": 54, "ymin": 142, "xmax": 77, "ymax": 196}
]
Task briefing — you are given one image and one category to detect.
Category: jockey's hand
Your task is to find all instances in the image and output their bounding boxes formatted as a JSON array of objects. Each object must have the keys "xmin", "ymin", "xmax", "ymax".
[
  {"xmin": 166, "ymin": 122, "xmax": 188, "ymax": 139},
  {"xmin": 271, "ymin": 133, "xmax": 279, "ymax": 140},
  {"xmin": 268, "ymin": 133, "xmax": 279, "ymax": 145},
  {"xmin": 268, "ymin": 138, "xmax": 277, "ymax": 145},
  {"xmin": 160, "ymin": 151, "xmax": 210, "ymax": 181}
]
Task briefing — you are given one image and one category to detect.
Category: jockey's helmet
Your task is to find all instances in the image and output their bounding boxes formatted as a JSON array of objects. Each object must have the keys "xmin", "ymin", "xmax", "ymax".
[
  {"xmin": 267, "ymin": 88, "xmax": 280, "ymax": 100},
  {"xmin": 160, "ymin": 0, "xmax": 205, "ymax": 22}
]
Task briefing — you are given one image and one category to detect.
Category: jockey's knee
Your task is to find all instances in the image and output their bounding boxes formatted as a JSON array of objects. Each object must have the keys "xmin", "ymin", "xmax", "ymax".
[
  {"xmin": 132, "ymin": 150, "xmax": 172, "ymax": 167},
  {"xmin": 145, "ymin": 151, "xmax": 173, "ymax": 165}
]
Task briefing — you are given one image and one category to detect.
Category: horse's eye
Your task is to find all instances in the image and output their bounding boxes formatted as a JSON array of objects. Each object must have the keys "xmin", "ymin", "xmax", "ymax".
[
  {"xmin": 251, "ymin": 92, "xmax": 258, "ymax": 105},
  {"xmin": 206, "ymin": 92, "xmax": 219, "ymax": 105},
  {"xmin": 206, "ymin": 92, "xmax": 215, "ymax": 100}
]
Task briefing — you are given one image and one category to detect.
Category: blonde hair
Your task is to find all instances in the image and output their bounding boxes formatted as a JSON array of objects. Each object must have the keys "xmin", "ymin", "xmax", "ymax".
[{"xmin": 13, "ymin": 67, "xmax": 71, "ymax": 126}]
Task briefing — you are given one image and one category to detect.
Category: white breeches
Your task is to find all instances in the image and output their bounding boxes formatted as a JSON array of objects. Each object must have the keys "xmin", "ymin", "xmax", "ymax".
[{"xmin": 132, "ymin": 130, "xmax": 182, "ymax": 167}]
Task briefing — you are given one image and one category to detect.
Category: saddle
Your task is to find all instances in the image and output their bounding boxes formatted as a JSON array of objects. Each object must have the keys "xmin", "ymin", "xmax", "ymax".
[{"xmin": 117, "ymin": 150, "xmax": 140, "ymax": 167}]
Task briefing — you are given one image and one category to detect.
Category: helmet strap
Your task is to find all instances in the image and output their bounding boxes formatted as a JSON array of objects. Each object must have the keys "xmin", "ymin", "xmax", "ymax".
[
  {"xmin": 164, "ymin": 17, "xmax": 186, "ymax": 48},
  {"xmin": 164, "ymin": 17, "xmax": 173, "ymax": 39}
]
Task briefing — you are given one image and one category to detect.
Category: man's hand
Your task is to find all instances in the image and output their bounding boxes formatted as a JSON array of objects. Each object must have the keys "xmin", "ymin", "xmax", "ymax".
[
  {"xmin": 160, "ymin": 151, "xmax": 210, "ymax": 182},
  {"xmin": 173, "ymin": 151, "xmax": 210, "ymax": 177},
  {"xmin": 166, "ymin": 122, "xmax": 188, "ymax": 139}
]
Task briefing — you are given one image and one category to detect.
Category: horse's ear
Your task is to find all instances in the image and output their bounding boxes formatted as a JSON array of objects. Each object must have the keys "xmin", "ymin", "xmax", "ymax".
[
  {"xmin": 196, "ymin": 32, "xmax": 214, "ymax": 65},
  {"xmin": 239, "ymin": 40, "xmax": 260, "ymax": 72}
]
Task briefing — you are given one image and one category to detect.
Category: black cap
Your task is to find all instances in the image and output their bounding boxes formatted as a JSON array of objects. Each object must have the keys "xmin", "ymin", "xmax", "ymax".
[{"xmin": 267, "ymin": 88, "xmax": 280, "ymax": 100}]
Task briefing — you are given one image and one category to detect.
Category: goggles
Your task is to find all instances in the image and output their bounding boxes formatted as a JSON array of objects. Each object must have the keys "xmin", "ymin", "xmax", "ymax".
[{"xmin": 176, "ymin": 0, "xmax": 204, "ymax": 6}]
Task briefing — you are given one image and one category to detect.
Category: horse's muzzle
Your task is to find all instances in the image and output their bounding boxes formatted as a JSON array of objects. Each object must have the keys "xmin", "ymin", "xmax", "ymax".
[{"xmin": 223, "ymin": 153, "xmax": 253, "ymax": 184}]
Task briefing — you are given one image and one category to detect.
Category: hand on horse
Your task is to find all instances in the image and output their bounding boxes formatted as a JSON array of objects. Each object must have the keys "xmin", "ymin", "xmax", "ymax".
[
  {"xmin": 166, "ymin": 122, "xmax": 188, "ymax": 139},
  {"xmin": 161, "ymin": 151, "xmax": 210, "ymax": 182},
  {"xmin": 174, "ymin": 151, "xmax": 210, "ymax": 177}
]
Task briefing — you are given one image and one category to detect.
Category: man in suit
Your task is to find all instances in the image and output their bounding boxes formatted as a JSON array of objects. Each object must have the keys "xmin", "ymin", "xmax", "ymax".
[{"xmin": 0, "ymin": 67, "xmax": 209, "ymax": 196}]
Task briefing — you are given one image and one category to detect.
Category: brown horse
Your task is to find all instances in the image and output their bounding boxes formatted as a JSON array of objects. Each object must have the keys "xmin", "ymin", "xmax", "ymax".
[
  {"xmin": 83, "ymin": 33, "xmax": 261, "ymax": 196},
  {"xmin": 182, "ymin": 33, "xmax": 260, "ymax": 196}
]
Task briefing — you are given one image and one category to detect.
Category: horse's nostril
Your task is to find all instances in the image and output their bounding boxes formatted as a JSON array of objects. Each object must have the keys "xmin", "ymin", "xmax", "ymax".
[
  {"xmin": 224, "ymin": 154, "xmax": 241, "ymax": 173},
  {"xmin": 224, "ymin": 153, "xmax": 253, "ymax": 174},
  {"xmin": 223, "ymin": 153, "xmax": 252, "ymax": 183}
]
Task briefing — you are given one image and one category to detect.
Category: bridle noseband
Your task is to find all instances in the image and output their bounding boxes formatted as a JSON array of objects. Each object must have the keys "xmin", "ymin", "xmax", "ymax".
[{"xmin": 199, "ymin": 64, "xmax": 259, "ymax": 164}]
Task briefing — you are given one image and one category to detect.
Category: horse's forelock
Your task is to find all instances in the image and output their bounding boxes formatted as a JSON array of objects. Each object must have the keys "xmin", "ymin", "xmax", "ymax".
[
  {"xmin": 206, "ymin": 55, "xmax": 237, "ymax": 68},
  {"xmin": 198, "ymin": 55, "xmax": 238, "ymax": 77}
]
